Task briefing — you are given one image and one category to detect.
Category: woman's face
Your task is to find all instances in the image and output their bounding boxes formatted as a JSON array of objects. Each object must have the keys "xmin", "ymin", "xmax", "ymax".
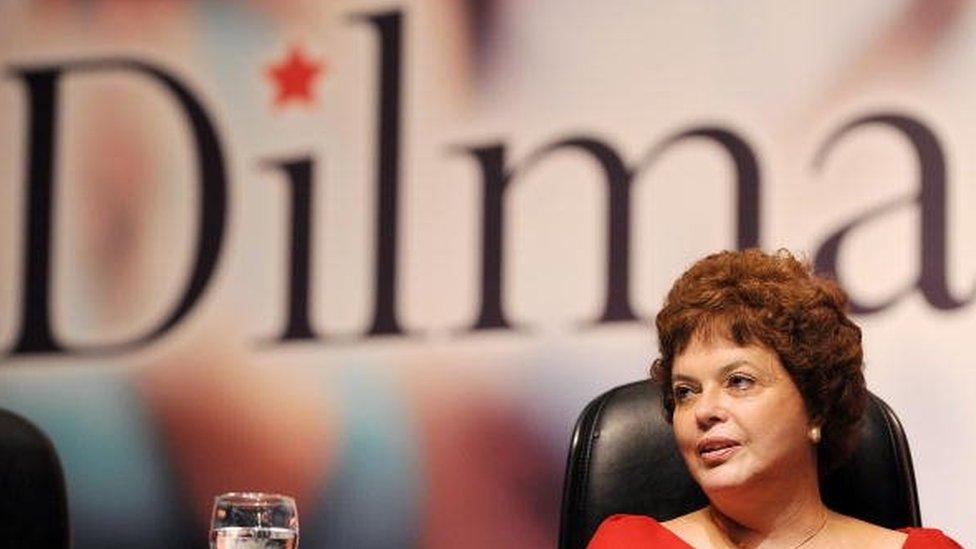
[{"xmin": 671, "ymin": 336, "xmax": 816, "ymax": 495}]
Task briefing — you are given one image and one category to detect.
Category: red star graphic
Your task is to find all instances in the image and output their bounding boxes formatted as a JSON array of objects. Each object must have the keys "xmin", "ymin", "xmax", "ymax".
[{"xmin": 267, "ymin": 45, "xmax": 325, "ymax": 107}]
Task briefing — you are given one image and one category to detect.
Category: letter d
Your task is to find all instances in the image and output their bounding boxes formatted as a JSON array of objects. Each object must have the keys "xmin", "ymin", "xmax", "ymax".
[{"xmin": 7, "ymin": 59, "xmax": 227, "ymax": 356}]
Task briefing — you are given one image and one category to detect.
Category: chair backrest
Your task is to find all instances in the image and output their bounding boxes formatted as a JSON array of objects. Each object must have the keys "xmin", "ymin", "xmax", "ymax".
[
  {"xmin": 0, "ymin": 408, "xmax": 69, "ymax": 549},
  {"xmin": 558, "ymin": 380, "xmax": 921, "ymax": 549}
]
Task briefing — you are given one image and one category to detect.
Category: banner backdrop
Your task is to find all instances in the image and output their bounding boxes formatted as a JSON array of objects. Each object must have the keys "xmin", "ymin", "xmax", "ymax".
[{"xmin": 1, "ymin": 1, "xmax": 974, "ymax": 546}]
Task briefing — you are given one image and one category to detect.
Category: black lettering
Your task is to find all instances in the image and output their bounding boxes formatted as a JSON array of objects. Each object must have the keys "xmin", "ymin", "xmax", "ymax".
[
  {"xmin": 812, "ymin": 113, "xmax": 972, "ymax": 313},
  {"xmin": 458, "ymin": 126, "xmax": 759, "ymax": 330},
  {"xmin": 262, "ymin": 157, "xmax": 322, "ymax": 342},
  {"xmin": 352, "ymin": 10, "xmax": 406, "ymax": 336},
  {"xmin": 7, "ymin": 59, "xmax": 227, "ymax": 356}
]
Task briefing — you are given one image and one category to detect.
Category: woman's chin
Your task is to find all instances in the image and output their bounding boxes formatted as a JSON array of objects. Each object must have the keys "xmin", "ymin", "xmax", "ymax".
[{"xmin": 693, "ymin": 463, "xmax": 754, "ymax": 494}]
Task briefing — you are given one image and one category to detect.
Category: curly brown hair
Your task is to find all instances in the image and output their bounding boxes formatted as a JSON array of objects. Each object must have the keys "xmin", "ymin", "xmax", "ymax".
[{"xmin": 651, "ymin": 248, "xmax": 866, "ymax": 475}]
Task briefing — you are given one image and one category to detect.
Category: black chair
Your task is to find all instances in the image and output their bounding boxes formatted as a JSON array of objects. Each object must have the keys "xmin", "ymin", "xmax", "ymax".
[
  {"xmin": 0, "ymin": 408, "xmax": 69, "ymax": 548},
  {"xmin": 559, "ymin": 380, "xmax": 921, "ymax": 549}
]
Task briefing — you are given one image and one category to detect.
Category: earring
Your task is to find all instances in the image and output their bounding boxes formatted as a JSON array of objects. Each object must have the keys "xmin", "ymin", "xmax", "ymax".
[{"xmin": 809, "ymin": 426, "xmax": 821, "ymax": 444}]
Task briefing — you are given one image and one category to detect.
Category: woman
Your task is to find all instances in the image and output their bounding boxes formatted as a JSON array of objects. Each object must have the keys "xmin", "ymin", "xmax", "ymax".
[{"xmin": 588, "ymin": 250, "xmax": 960, "ymax": 548}]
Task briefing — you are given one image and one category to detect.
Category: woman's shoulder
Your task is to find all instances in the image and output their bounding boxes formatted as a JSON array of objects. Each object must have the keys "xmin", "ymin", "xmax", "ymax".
[
  {"xmin": 833, "ymin": 512, "xmax": 963, "ymax": 548},
  {"xmin": 587, "ymin": 514, "xmax": 692, "ymax": 548},
  {"xmin": 833, "ymin": 513, "xmax": 962, "ymax": 548},
  {"xmin": 829, "ymin": 513, "xmax": 907, "ymax": 547},
  {"xmin": 898, "ymin": 527, "xmax": 964, "ymax": 549}
]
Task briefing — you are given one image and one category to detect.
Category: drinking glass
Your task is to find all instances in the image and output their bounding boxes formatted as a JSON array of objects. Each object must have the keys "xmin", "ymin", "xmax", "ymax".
[{"xmin": 210, "ymin": 492, "xmax": 299, "ymax": 549}]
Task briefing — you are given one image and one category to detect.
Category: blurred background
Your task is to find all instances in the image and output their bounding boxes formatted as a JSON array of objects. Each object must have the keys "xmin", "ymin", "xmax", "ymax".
[{"xmin": 1, "ymin": 0, "xmax": 974, "ymax": 546}]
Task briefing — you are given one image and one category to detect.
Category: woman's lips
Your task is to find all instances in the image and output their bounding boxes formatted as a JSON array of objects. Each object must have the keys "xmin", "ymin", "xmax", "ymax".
[{"xmin": 697, "ymin": 438, "xmax": 741, "ymax": 466}]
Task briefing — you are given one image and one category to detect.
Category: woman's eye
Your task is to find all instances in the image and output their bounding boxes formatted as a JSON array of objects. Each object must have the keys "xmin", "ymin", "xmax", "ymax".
[
  {"xmin": 727, "ymin": 374, "xmax": 755, "ymax": 391},
  {"xmin": 673, "ymin": 385, "xmax": 694, "ymax": 402}
]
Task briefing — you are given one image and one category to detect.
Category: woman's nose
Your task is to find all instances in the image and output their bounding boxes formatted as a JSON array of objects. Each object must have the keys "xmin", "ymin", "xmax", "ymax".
[{"xmin": 693, "ymin": 387, "xmax": 727, "ymax": 429}]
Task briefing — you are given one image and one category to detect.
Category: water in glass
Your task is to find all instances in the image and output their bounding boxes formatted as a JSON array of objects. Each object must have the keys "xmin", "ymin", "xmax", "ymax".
[
  {"xmin": 211, "ymin": 526, "xmax": 298, "ymax": 549},
  {"xmin": 210, "ymin": 493, "xmax": 299, "ymax": 549}
]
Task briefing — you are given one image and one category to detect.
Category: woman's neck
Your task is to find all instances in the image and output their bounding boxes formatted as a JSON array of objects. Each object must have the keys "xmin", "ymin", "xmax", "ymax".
[
  {"xmin": 706, "ymin": 504, "xmax": 828, "ymax": 547},
  {"xmin": 704, "ymin": 471, "xmax": 828, "ymax": 546}
]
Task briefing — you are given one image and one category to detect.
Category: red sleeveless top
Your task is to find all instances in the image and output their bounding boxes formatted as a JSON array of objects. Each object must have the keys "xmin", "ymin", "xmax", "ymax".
[{"xmin": 587, "ymin": 514, "xmax": 963, "ymax": 548}]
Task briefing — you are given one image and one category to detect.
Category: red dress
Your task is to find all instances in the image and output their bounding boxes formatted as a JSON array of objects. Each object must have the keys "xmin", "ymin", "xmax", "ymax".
[{"xmin": 587, "ymin": 514, "xmax": 963, "ymax": 548}]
